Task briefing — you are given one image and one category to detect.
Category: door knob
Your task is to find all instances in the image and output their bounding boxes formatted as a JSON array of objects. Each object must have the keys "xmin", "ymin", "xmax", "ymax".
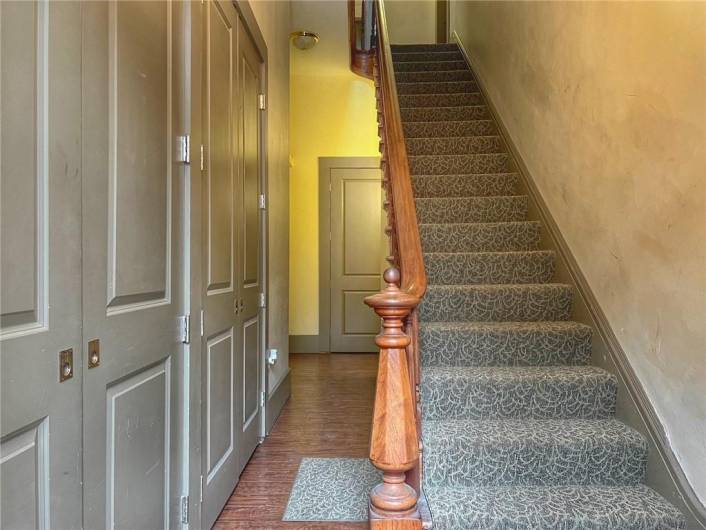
[
  {"xmin": 59, "ymin": 348, "xmax": 73, "ymax": 382},
  {"xmin": 88, "ymin": 339, "xmax": 100, "ymax": 368}
]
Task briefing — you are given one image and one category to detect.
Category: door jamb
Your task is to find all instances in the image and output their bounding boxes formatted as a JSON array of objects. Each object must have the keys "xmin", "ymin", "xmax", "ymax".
[{"xmin": 318, "ymin": 157, "xmax": 381, "ymax": 353}]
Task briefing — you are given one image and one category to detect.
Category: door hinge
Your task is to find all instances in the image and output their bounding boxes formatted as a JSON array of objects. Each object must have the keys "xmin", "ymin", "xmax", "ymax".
[
  {"xmin": 200, "ymin": 144, "xmax": 205, "ymax": 171},
  {"xmin": 258, "ymin": 93, "xmax": 266, "ymax": 110},
  {"xmin": 258, "ymin": 194, "xmax": 266, "ymax": 210},
  {"xmin": 259, "ymin": 292, "xmax": 266, "ymax": 308},
  {"xmin": 200, "ymin": 309, "xmax": 205, "ymax": 337},
  {"xmin": 176, "ymin": 135, "xmax": 190, "ymax": 164},
  {"xmin": 199, "ymin": 475, "xmax": 204, "ymax": 503},
  {"xmin": 179, "ymin": 315, "xmax": 191, "ymax": 344},
  {"xmin": 180, "ymin": 496, "xmax": 189, "ymax": 524},
  {"xmin": 260, "ymin": 391, "xmax": 266, "ymax": 407}
]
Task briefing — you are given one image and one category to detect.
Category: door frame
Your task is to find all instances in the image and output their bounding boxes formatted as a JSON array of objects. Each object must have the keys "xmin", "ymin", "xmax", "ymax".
[{"xmin": 318, "ymin": 156, "xmax": 381, "ymax": 353}]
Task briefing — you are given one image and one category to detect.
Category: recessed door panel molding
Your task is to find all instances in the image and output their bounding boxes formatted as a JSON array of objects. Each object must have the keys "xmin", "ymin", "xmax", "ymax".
[
  {"xmin": 206, "ymin": 329, "xmax": 234, "ymax": 483},
  {"xmin": 242, "ymin": 316, "xmax": 260, "ymax": 431},
  {"xmin": 206, "ymin": 1, "xmax": 234, "ymax": 295},
  {"xmin": 106, "ymin": 0, "xmax": 172, "ymax": 314},
  {"xmin": 106, "ymin": 361, "xmax": 171, "ymax": 530},
  {"xmin": 320, "ymin": 159, "xmax": 384, "ymax": 352},
  {"xmin": 0, "ymin": 420, "xmax": 49, "ymax": 530},
  {"xmin": 342, "ymin": 178, "xmax": 384, "ymax": 277},
  {"xmin": 240, "ymin": 53, "xmax": 260, "ymax": 288},
  {"xmin": 0, "ymin": 0, "xmax": 49, "ymax": 338}
]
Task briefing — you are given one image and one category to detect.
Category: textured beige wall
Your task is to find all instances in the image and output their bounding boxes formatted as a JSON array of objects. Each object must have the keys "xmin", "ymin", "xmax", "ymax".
[
  {"xmin": 385, "ymin": 0, "xmax": 437, "ymax": 44},
  {"xmin": 250, "ymin": 0, "xmax": 291, "ymax": 392},
  {"xmin": 451, "ymin": 0, "xmax": 706, "ymax": 504}
]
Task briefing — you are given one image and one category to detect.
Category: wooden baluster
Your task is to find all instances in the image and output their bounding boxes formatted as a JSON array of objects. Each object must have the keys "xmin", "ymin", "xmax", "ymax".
[{"xmin": 365, "ymin": 268, "xmax": 422, "ymax": 529}]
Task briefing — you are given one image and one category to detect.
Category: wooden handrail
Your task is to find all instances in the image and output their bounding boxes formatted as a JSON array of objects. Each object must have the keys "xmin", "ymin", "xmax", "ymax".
[
  {"xmin": 364, "ymin": 0, "xmax": 427, "ymax": 528},
  {"xmin": 348, "ymin": 0, "xmax": 375, "ymax": 79}
]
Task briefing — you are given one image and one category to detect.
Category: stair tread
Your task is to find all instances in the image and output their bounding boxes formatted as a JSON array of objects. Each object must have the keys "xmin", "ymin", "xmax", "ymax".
[
  {"xmin": 423, "ymin": 417, "xmax": 645, "ymax": 448},
  {"xmin": 420, "ymin": 320, "xmax": 590, "ymax": 332},
  {"xmin": 423, "ymin": 364, "xmax": 615, "ymax": 382},
  {"xmin": 424, "ymin": 484, "xmax": 686, "ymax": 530}
]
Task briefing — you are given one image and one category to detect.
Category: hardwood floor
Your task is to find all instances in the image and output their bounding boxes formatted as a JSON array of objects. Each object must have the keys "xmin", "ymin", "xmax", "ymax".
[{"xmin": 214, "ymin": 352, "xmax": 378, "ymax": 529}]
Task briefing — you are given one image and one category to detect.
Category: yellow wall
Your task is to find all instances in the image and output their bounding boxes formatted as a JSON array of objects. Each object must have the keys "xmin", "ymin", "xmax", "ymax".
[
  {"xmin": 250, "ymin": 0, "xmax": 291, "ymax": 391},
  {"xmin": 451, "ymin": 0, "xmax": 706, "ymax": 504},
  {"xmin": 289, "ymin": 0, "xmax": 379, "ymax": 336}
]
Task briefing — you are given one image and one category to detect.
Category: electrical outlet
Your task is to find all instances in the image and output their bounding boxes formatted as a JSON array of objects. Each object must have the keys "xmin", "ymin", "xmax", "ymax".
[{"xmin": 266, "ymin": 348, "xmax": 278, "ymax": 366}]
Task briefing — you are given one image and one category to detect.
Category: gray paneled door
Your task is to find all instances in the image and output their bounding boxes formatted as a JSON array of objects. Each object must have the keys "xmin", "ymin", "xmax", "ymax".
[
  {"xmin": 201, "ymin": 1, "xmax": 240, "ymax": 527},
  {"xmin": 200, "ymin": 2, "xmax": 265, "ymax": 527},
  {"xmin": 236, "ymin": 10, "xmax": 264, "ymax": 480},
  {"xmin": 81, "ymin": 2, "xmax": 186, "ymax": 529},
  {"xmin": 1, "ymin": 2, "xmax": 83, "ymax": 529},
  {"xmin": 328, "ymin": 163, "xmax": 385, "ymax": 352}
]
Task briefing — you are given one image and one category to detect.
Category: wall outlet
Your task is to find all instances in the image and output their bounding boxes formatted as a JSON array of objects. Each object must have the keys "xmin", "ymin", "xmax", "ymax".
[{"xmin": 266, "ymin": 348, "xmax": 278, "ymax": 366}]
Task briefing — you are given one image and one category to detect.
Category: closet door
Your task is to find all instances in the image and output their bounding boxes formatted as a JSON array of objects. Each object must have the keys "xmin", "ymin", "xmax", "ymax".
[
  {"xmin": 0, "ymin": 3, "xmax": 83, "ymax": 529},
  {"xmin": 236, "ymin": 18, "xmax": 264, "ymax": 469},
  {"xmin": 80, "ymin": 2, "xmax": 185, "ymax": 529},
  {"xmin": 200, "ymin": 1, "xmax": 240, "ymax": 527}
]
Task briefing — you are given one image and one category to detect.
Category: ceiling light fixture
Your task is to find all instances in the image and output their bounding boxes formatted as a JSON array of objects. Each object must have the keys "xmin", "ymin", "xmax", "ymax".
[{"xmin": 290, "ymin": 31, "xmax": 319, "ymax": 50}]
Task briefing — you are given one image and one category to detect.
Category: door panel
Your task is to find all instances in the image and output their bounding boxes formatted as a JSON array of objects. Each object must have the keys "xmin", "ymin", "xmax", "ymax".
[
  {"xmin": 81, "ymin": 2, "xmax": 184, "ymax": 529},
  {"xmin": 236, "ymin": 17, "xmax": 264, "ymax": 469},
  {"xmin": 1, "ymin": 2, "xmax": 83, "ymax": 528},
  {"xmin": 107, "ymin": 361, "xmax": 171, "ymax": 530},
  {"xmin": 206, "ymin": 330, "xmax": 234, "ymax": 479},
  {"xmin": 201, "ymin": 2, "xmax": 240, "ymax": 527},
  {"xmin": 330, "ymin": 167, "xmax": 384, "ymax": 352}
]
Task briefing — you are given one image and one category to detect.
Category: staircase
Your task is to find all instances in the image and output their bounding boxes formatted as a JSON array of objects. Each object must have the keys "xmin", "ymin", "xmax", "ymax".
[{"xmin": 392, "ymin": 42, "xmax": 685, "ymax": 530}]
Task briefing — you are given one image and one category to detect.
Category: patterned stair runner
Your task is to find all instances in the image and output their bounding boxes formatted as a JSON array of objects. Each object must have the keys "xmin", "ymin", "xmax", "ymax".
[{"xmin": 391, "ymin": 42, "xmax": 685, "ymax": 530}]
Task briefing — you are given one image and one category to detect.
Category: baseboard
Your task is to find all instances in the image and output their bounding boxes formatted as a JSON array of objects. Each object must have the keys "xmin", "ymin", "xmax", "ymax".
[
  {"xmin": 288, "ymin": 334, "xmax": 321, "ymax": 353},
  {"xmin": 452, "ymin": 30, "xmax": 706, "ymax": 529},
  {"xmin": 266, "ymin": 369, "xmax": 291, "ymax": 434}
]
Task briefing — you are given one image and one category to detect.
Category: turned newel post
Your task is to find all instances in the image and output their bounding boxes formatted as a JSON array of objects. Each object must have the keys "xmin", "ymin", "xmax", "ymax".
[{"xmin": 365, "ymin": 268, "xmax": 422, "ymax": 529}]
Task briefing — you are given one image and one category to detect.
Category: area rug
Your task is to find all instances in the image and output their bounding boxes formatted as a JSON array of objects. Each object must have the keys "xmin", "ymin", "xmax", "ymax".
[{"xmin": 283, "ymin": 457, "xmax": 380, "ymax": 522}]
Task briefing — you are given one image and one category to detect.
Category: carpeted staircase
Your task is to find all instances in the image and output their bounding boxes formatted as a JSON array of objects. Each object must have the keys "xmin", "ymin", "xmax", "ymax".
[{"xmin": 391, "ymin": 42, "xmax": 685, "ymax": 530}]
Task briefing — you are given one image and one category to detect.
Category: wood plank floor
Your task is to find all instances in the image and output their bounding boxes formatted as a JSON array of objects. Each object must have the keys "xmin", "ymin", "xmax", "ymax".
[{"xmin": 214, "ymin": 352, "xmax": 378, "ymax": 529}]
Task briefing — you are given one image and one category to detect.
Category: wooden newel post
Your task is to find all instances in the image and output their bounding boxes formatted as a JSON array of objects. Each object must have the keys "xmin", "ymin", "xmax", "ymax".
[{"xmin": 365, "ymin": 268, "xmax": 422, "ymax": 529}]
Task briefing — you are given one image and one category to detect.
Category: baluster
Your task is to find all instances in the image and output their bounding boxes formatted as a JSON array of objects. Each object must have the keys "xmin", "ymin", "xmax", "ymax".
[{"xmin": 365, "ymin": 268, "xmax": 422, "ymax": 529}]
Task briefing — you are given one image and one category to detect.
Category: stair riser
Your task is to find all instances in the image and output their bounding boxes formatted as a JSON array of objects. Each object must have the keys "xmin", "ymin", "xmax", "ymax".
[
  {"xmin": 419, "ymin": 285, "xmax": 573, "ymax": 322},
  {"xmin": 407, "ymin": 136, "xmax": 503, "ymax": 156},
  {"xmin": 423, "ymin": 433, "xmax": 647, "ymax": 487},
  {"xmin": 421, "ymin": 372, "xmax": 617, "ymax": 420},
  {"xmin": 397, "ymin": 81, "xmax": 477, "ymax": 94},
  {"xmin": 394, "ymin": 60, "xmax": 468, "ymax": 72},
  {"xmin": 425, "ymin": 252, "xmax": 555, "ymax": 285},
  {"xmin": 410, "ymin": 153, "xmax": 511, "ymax": 175},
  {"xmin": 415, "ymin": 196, "xmax": 527, "ymax": 224},
  {"xmin": 399, "ymin": 92, "xmax": 483, "ymax": 108},
  {"xmin": 413, "ymin": 174, "xmax": 518, "ymax": 198},
  {"xmin": 396, "ymin": 70, "xmax": 474, "ymax": 83},
  {"xmin": 419, "ymin": 324, "xmax": 593, "ymax": 366},
  {"xmin": 420, "ymin": 222, "xmax": 542, "ymax": 253},
  {"xmin": 402, "ymin": 106, "xmax": 490, "ymax": 122},
  {"xmin": 391, "ymin": 43, "xmax": 460, "ymax": 53},
  {"xmin": 424, "ymin": 485, "xmax": 686, "ymax": 530},
  {"xmin": 392, "ymin": 51, "xmax": 463, "ymax": 62},
  {"xmin": 404, "ymin": 120, "xmax": 497, "ymax": 138}
]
